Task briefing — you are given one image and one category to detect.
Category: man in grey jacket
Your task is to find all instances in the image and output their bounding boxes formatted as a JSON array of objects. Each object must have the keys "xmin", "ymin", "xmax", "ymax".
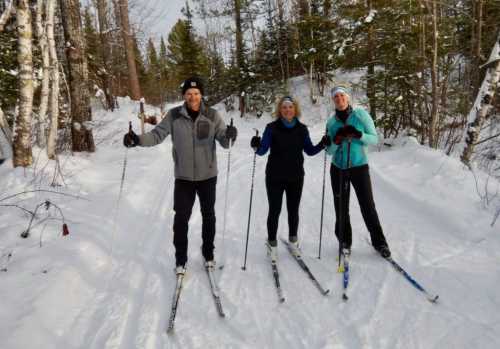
[{"xmin": 123, "ymin": 77, "xmax": 237, "ymax": 274}]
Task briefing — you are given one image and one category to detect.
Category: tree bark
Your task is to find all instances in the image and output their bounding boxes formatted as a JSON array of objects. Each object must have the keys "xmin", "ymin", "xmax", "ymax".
[
  {"xmin": 59, "ymin": 0, "xmax": 95, "ymax": 153},
  {"xmin": 46, "ymin": 0, "xmax": 59, "ymax": 159},
  {"xmin": 95, "ymin": 0, "xmax": 114, "ymax": 110},
  {"xmin": 13, "ymin": 0, "xmax": 34, "ymax": 167},
  {"xmin": 116, "ymin": 0, "xmax": 141, "ymax": 100},
  {"xmin": 234, "ymin": 0, "xmax": 246, "ymax": 117},
  {"xmin": 461, "ymin": 32, "xmax": 500, "ymax": 167},
  {"xmin": 366, "ymin": 0, "xmax": 377, "ymax": 120},
  {"xmin": 428, "ymin": 0, "xmax": 439, "ymax": 148},
  {"xmin": 472, "ymin": 0, "xmax": 484, "ymax": 96},
  {"xmin": 35, "ymin": 0, "xmax": 49, "ymax": 148},
  {"xmin": 0, "ymin": 0, "xmax": 14, "ymax": 32}
]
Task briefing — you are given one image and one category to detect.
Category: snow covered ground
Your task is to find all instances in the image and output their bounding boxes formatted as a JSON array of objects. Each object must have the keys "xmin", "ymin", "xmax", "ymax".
[{"xmin": 1, "ymin": 79, "xmax": 499, "ymax": 349}]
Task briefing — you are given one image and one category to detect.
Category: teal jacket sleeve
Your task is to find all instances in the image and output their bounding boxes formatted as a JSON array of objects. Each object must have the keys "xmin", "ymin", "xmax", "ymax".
[
  {"xmin": 325, "ymin": 117, "xmax": 339, "ymax": 156},
  {"xmin": 357, "ymin": 108, "xmax": 379, "ymax": 146}
]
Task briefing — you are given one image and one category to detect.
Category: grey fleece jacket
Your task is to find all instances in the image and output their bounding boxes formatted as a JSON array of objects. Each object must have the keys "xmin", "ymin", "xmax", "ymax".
[{"xmin": 139, "ymin": 102, "xmax": 231, "ymax": 181}]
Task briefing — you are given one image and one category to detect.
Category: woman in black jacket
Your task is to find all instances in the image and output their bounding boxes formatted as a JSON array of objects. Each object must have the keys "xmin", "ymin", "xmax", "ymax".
[{"xmin": 251, "ymin": 96, "xmax": 330, "ymax": 260}]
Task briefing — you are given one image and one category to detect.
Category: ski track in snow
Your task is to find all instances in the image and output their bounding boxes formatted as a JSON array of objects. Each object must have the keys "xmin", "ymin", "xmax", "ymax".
[{"xmin": 1, "ymin": 90, "xmax": 500, "ymax": 348}]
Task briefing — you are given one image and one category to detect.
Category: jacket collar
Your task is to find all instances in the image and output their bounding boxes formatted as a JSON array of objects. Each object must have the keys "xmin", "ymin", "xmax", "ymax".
[
  {"xmin": 180, "ymin": 101, "xmax": 207, "ymax": 119},
  {"xmin": 334, "ymin": 105, "xmax": 353, "ymax": 122}
]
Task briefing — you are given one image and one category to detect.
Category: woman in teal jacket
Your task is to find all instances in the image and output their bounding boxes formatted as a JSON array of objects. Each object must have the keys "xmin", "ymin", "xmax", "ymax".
[{"xmin": 326, "ymin": 86, "xmax": 391, "ymax": 258}]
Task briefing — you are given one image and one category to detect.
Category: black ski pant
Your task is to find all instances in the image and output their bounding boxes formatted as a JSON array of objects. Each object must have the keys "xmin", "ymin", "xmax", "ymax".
[
  {"xmin": 173, "ymin": 176, "xmax": 217, "ymax": 266},
  {"xmin": 265, "ymin": 176, "xmax": 304, "ymax": 243},
  {"xmin": 330, "ymin": 164, "xmax": 388, "ymax": 249}
]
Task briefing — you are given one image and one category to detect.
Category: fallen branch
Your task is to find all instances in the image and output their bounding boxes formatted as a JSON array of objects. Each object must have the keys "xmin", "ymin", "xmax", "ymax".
[{"xmin": 0, "ymin": 189, "xmax": 89, "ymax": 202}]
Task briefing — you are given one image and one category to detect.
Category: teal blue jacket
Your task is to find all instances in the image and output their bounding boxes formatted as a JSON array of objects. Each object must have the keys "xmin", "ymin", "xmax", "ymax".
[{"xmin": 325, "ymin": 106, "xmax": 378, "ymax": 169}]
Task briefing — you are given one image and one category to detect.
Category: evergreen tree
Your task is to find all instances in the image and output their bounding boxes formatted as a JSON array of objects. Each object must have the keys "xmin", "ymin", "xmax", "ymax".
[
  {"xmin": 166, "ymin": 2, "xmax": 209, "ymax": 91},
  {"xmin": 0, "ymin": 18, "xmax": 18, "ymax": 115}
]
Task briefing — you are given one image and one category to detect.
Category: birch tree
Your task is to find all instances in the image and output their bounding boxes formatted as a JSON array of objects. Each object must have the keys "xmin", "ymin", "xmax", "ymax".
[
  {"xmin": 461, "ymin": 32, "xmax": 500, "ymax": 167},
  {"xmin": 35, "ymin": 0, "xmax": 50, "ymax": 148},
  {"xmin": 13, "ymin": 0, "xmax": 34, "ymax": 167},
  {"xmin": 46, "ymin": 0, "xmax": 59, "ymax": 159}
]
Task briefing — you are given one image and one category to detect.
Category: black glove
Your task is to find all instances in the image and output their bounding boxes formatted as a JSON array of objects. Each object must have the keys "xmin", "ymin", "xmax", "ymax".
[
  {"xmin": 320, "ymin": 135, "xmax": 331, "ymax": 148},
  {"xmin": 343, "ymin": 125, "xmax": 362, "ymax": 139},
  {"xmin": 333, "ymin": 127, "xmax": 347, "ymax": 145},
  {"xmin": 250, "ymin": 135, "xmax": 261, "ymax": 149},
  {"xmin": 123, "ymin": 130, "xmax": 140, "ymax": 147},
  {"xmin": 225, "ymin": 124, "xmax": 238, "ymax": 142}
]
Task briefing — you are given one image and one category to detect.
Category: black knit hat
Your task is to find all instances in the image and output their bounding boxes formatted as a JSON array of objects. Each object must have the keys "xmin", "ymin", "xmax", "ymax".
[{"xmin": 181, "ymin": 77, "xmax": 204, "ymax": 95}]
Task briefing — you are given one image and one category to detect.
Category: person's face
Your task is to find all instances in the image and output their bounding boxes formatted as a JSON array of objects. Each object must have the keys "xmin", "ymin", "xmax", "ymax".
[
  {"xmin": 184, "ymin": 88, "xmax": 202, "ymax": 111},
  {"xmin": 280, "ymin": 102, "xmax": 296, "ymax": 121},
  {"xmin": 333, "ymin": 92, "xmax": 349, "ymax": 111}
]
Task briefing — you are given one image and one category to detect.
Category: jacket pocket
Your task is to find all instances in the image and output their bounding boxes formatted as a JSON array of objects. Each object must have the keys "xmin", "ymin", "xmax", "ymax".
[{"xmin": 196, "ymin": 120, "xmax": 210, "ymax": 140}]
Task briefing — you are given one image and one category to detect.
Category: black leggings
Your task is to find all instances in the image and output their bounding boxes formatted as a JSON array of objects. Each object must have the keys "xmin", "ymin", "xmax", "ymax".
[
  {"xmin": 265, "ymin": 176, "xmax": 304, "ymax": 242},
  {"xmin": 173, "ymin": 177, "xmax": 217, "ymax": 266},
  {"xmin": 330, "ymin": 164, "xmax": 388, "ymax": 249}
]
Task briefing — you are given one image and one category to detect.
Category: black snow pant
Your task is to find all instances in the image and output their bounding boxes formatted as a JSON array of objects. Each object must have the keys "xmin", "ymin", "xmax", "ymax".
[
  {"xmin": 173, "ymin": 176, "xmax": 217, "ymax": 266},
  {"xmin": 265, "ymin": 176, "xmax": 304, "ymax": 243},
  {"xmin": 330, "ymin": 164, "xmax": 388, "ymax": 249}
]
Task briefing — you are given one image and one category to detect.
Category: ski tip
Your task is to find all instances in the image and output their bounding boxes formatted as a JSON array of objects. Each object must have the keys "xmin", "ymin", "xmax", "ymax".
[{"xmin": 429, "ymin": 295, "xmax": 439, "ymax": 303}]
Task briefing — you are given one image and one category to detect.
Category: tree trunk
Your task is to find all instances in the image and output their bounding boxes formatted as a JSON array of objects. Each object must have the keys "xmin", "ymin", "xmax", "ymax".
[
  {"xmin": 0, "ymin": 0, "xmax": 14, "ymax": 32},
  {"xmin": 116, "ymin": 0, "xmax": 141, "ymax": 100},
  {"xmin": 471, "ymin": 0, "xmax": 484, "ymax": 96},
  {"xmin": 35, "ymin": 0, "xmax": 49, "ymax": 148},
  {"xmin": 46, "ymin": 0, "xmax": 59, "ymax": 159},
  {"xmin": 461, "ymin": 32, "xmax": 500, "ymax": 167},
  {"xmin": 96, "ymin": 0, "xmax": 114, "ymax": 110},
  {"xmin": 59, "ymin": 0, "xmax": 95, "ymax": 153},
  {"xmin": 428, "ymin": 0, "xmax": 439, "ymax": 148},
  {"xmin": 366, "ymin": 0, "xmax": 377, "ymax": 120},
  {"xmin": 13, "ymin": 0, "xmax": 34, "ymax": 167},
  {"xmin": 234, "ymin": 0, "xmax": 246, "ymax": 117}
]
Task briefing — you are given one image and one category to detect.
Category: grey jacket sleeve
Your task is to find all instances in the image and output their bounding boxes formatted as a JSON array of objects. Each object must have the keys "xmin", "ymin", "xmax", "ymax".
[
  {"xmin": 139, "ymin": 111, "xmax": 172, "ymax": 147},
  {"xmin": 213, "ymin": 110, "xmax": 231, "ymax": 148}
]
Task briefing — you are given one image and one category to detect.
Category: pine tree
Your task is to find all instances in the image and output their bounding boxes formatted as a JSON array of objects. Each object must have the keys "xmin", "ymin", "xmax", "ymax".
[
  {"xmin": 0, "ymin": 14, "xmax": 18, "ymax": 114},
  {"xmin": 166, "ymin": 4, "xmax": 208, "ymax": 92}
]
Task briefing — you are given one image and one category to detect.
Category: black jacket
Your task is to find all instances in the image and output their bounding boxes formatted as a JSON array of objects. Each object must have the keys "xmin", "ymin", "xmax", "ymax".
[{"xmin": 257, "ymin": 119, "xmax": 323, "ymax": 180}]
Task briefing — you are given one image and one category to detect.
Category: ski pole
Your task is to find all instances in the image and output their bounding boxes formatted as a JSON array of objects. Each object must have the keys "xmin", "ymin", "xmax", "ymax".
[
  {"xmin": 219, "ymin": 118, "xmax": 233, "ymax": 270},
  {"xmin": 338, "ymin": 138, "xmax": 352, "ymax": 270},
  {"xmin": 110, "ymin": 121, "xmax": 132, "ymax": 259},
  {"xmin": 242, "ymin": 130, "xmax": 259, "ymax": 271},
  {"xmin": 318, "ymin": 128, "xmax": 328, "ymax": 259}
]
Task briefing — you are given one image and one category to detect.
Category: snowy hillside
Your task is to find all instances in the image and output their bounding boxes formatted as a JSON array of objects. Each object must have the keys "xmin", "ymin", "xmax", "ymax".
[{"xmin": 1, "ymin": 79, "xmax": 499, "ymax": 349}]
